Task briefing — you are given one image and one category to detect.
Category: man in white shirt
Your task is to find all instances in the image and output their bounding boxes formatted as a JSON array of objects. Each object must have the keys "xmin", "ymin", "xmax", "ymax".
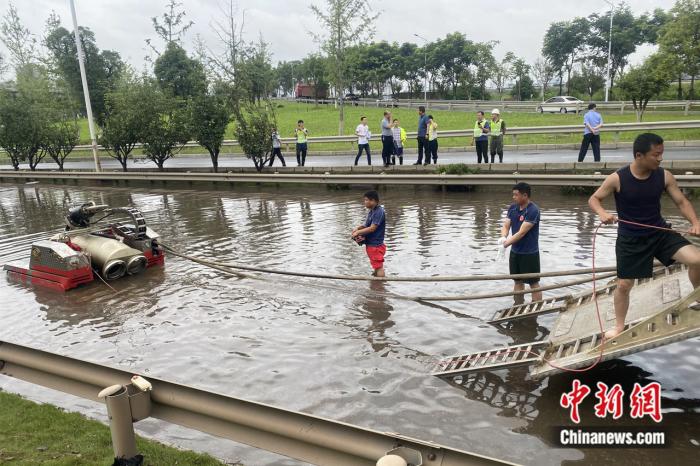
[{"xmin": 355, "ymin": 116, "xmax": 372, "ymax": 165}]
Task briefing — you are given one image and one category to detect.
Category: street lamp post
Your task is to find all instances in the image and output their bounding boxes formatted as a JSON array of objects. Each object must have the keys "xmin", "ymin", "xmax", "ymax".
[
  {"xmin": 69, "ymin": 0, "xmax": 101, "ymax": 172},
  {"xmin": 604, "ymin": 0, "xmax": 614, "ymax": 102},
  {"xmin": 414, "ymin": 33, "xmax": 428, "ymax": 103}
]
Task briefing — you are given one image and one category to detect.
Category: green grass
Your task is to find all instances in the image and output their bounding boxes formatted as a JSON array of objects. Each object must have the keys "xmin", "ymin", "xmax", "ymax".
[{"xmin": 0, "ymin": 390, "xmax": 231, "ymax": 466}]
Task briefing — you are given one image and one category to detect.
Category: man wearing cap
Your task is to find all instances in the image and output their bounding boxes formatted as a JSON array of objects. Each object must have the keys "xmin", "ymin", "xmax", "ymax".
[{"xmin": 489, "ymin": 109, "xmax": 506, "ymax": 163}]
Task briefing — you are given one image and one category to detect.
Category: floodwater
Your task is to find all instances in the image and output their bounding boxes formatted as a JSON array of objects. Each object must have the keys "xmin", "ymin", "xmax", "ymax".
[{"xmin": 0, "ymin": 182, "xmax": 698, "ymax": 466}]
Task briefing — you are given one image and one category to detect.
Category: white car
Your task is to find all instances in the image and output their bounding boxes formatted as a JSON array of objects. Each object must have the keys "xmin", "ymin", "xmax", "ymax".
[{"xmin": 538, "ymin": 96, "xmax": 585, "ymax": 114}]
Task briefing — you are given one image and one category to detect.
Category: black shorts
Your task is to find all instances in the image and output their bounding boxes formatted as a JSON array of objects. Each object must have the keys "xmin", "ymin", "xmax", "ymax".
[
  {"xmin": 509, "ymin": 251, "xmax": 540, "ymax": 284},
  {"xmin": 616, "ymin": 230, "xmax": 691, "ymax": 279}
]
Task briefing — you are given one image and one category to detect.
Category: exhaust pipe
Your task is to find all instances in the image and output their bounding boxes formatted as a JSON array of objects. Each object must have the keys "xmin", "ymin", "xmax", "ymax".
[
  {"xmin": 103, "ymin": 260, "xmax": 127, "ymax": 280},
  {"xmin": 126, "ymin": 255, "xmax": 147, "ymax": 275}
]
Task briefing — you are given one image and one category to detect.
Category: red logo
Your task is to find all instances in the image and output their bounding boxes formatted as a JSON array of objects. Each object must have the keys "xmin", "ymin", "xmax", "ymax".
[{"xmin": 560, "ymin": 380, "xmax": 663, "ymax": 423}]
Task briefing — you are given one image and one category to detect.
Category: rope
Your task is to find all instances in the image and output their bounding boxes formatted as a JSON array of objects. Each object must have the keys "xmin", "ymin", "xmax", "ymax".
[{"xmin": 160, "ymin": 243, "xmax": 614, "ymax": 283}]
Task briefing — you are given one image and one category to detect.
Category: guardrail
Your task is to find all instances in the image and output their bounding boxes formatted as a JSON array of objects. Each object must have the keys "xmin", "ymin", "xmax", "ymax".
[
  {"xmin": 290, "ymin": 97, "xmax": 700, "ymax": 115},
  {"xmin": 59, "ymin": 120, "xmax": 700, "ymax": 154},
  {"xmin": 0, "ymin": 340, "xmax": 515, "ymax": 466},
  {"xmin": 3, "ymin": 170, "xmax": 700, "ymax": 188}
]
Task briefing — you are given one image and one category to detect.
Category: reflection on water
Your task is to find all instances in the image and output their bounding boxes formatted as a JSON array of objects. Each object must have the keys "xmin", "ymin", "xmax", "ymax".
[{"xmin": 0, "ymin": 182, "xmax": 698, "ymax": 466}]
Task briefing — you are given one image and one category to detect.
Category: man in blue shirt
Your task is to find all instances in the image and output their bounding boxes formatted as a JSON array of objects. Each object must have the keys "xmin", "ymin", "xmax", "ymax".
[
  {"xmin": 351, "ymin": 190, "xmax": 386, "ymax": 277},
  {"xmin": 578, "ymin": 103, "xmax": 603, "ymax": 162},
  {"xmin": 414, "ymin": 106, "xmax": 430, "ymax": 165},
  {"xmin": 499, "ymin": 182, "xmax": 542, "ymax": 305}
]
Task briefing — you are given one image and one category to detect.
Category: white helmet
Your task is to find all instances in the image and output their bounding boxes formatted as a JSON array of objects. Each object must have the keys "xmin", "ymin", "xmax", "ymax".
[{"xmin": 491, "ymin": 108, "xmax": 500, "ymax": 115}]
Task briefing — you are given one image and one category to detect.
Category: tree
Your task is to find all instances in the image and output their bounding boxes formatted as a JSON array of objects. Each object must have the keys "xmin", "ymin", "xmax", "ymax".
[
  {"xmin": 511, "ymin": 57, "xmax": 531, "ymax": 101},
  {"xmin": 0, "ymin": 2, "xmax": 37, "ymax": 70},
  {"xmin": 309, "ymin": 0, "xmax": 379, "ymax": 135},
  {"xmin": 232, "ymin": 100, "xmax": 277, "ymax": 172},
  {"xmin": 141, "ymin": 91, "xmax": 191, "ymax": 170},
  {"xmin": 543, "ymin": 19, "xmax": 588, "ymax": 95},
  {"xmin": 513, "ymin": 75, "xmax": 535, "ymax": 101},
  {"xmin": 617, "ymin": 54, "xmax": 671, "ymax": 121},
  {"xmin": 100, "ymin": 78, "xmax": 155, "ymax": 172},
  {"xmin": 532, "ymin": 56, "xmax": 555, "ymax": 100},
  {"xmin": 188, "ymin": 89, "xmax": 230, "ymax": 172},
  {"xmin": 42, "ymin": 118, "xmax": 79, "ymax": 171},
  {"xmin": 275, "ymin": 60, "xmax": 302, "ymax": 96},
  {"xmin": 491, "ymin": 52, "xmax": 514, "ymax": 100},
  {"xmin": 147, "ymin": 0, "xmax": 194, "ymax": 54},
  {"xmin": 0, "ymin": 68, "xmax": 50, "ymax": 170},
  {"xmin": 658, "ymin": 0, "xmax": 700, "ymax": 99},
  {"xmin": 237, "ymin": 34, "xmax": 276, "ymax": 103},
  {"xmin": 586, "ymin": 5, "xmax": 650, "ymax": 98},
  {"xmin": 299, "ymin": 54, "xmax": 329, "ymax": 103},
  {"xmin": 154, "ymin": 42, "xmax": 207, "ymax": 99},
  {"xmin": 473, "ymin": 42, "xmax": 496, "ymax": 100},
  {"xmin": 44, "ymin": 22, "xmax": 124, "ymax": 125}
]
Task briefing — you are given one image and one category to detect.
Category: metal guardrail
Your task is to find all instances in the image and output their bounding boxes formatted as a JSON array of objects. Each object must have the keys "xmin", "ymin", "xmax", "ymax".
[
  {"xmin": 0, "ymin": 340, "xmax": 515, "ymax": 466},
  {"xmin": 290, "ymin": 97, "xmax": 699, "ymax": 115},
  {"xmin": 3, "ymin": 170, "xmax": 700, "ymax": 188},
  {"xmin": 62, "ymin": 120, "xmax": 700, "ymax": 153}
]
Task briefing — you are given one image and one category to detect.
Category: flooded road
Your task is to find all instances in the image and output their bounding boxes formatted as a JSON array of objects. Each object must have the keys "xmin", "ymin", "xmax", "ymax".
[{"xmin": 0, "ymin": 182, "xmax": 698, "ymax": 465}]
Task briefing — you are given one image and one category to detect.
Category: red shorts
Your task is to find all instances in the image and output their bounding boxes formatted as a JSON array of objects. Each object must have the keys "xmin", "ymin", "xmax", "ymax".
[{"xmin": 365, "ymin": 244, "xmax": 386, "ymax": 270}]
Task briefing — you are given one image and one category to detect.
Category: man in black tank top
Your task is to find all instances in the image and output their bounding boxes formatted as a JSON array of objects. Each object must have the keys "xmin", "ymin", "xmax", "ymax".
[{"xmin": 589, "ymin": 133, "xmax": 700, "ymax": 338}]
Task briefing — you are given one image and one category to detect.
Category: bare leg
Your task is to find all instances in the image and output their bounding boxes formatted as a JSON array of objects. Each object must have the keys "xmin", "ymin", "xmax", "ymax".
[
  {"xmin": 671, "ymin": 244, "xmax": 700, "ymax": 288},
  {"xmin": 607, "ymin": 278, "xmax": 633, "ymax": 338},
  {"xmin": 513, "ymin": 282, "xmax": 525, "ymax": 305},
  {"xmin": 530, "ymin": 282, "xmax": 543, "ymax": 302},
  {"xmin": 375, "ymin": 267, "xmax": 385, "ymax": 278}
]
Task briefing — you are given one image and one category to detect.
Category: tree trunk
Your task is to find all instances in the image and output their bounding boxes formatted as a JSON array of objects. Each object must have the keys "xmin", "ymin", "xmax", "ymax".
[
  {"xmin": 157, "ymin": 158, "xmax": 165, "ymax": 171},
  {"xmin": 558, "ymin": 72, "xmax": 564, "ymax": 95},
  {"xmin": 690, "ymin": 76, "xmax": 696, "ymax": 100},
  {"xmin": 120, "ymin": 158, "xmax": 128, "ymax": 172},
  {"xmin": 209, "ymin": 149, "xmax": 219, "ymax": 173},
  {"xmin": 338, "ymin": 96, "xmax": 345, "ymax": 136},
  {"xmin": 678, "ymin": 74, "xmax": 683, "ymax": 100}
]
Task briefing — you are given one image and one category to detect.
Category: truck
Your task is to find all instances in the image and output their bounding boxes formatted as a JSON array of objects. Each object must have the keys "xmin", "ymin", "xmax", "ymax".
[{"xmin": 295, "ymin": 82, "xmax": 328, "ymax": 100}]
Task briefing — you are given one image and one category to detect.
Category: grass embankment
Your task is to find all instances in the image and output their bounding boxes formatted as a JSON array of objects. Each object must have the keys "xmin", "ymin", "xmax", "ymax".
[{"xmin": 0, "ymin": 390, "xmax": 231, "ymax": 466}]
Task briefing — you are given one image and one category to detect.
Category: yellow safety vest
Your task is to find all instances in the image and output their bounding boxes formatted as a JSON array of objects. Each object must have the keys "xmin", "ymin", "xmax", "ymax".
[
  {"xmin": 295, "ymin": 128, "xmax": 307, "ymax": 143},
  {"xmin": 474, "ymin": 120, "xmax": 486, "ymax": 138},
  {"xmin": 490, "ymin": 119, "xmax": 503, "ymax": 137}
]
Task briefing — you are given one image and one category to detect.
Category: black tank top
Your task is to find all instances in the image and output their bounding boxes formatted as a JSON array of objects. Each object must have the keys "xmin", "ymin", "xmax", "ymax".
[{"xmin": 614, "ymin": 165, "xmax": 667, "ymax": 236}]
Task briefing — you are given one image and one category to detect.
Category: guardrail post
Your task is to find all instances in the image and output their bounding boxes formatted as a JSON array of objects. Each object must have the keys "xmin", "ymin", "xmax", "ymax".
[
  {"xmin": 614, "ymin": 131, "xmax": 621, "ymax": 144},
  {"xmin": 512, "ymin": 134, "xmax": 518, "ymax": 146},
  {"xmin": 98, "ymin": 376, "xmax": 152, "ymax": 466},
  {"xmin": 685, "ymin": 101, "xmax": 691, "ymax": 116},
  {"xmin": 620, "ymin": 103, "xmax": 625, "ymax": 115}
]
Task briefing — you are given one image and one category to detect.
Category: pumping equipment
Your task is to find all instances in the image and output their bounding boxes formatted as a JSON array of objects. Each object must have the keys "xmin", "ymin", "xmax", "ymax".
[{"xmin": 3, "ymin": 202, "xmax": 164, "ymax": 291}]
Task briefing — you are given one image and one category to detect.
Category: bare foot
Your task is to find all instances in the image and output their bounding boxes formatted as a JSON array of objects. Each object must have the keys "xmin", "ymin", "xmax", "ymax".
[{"xmin": 604, "ymin": 328, "xmax": 624, "ymax": 339}]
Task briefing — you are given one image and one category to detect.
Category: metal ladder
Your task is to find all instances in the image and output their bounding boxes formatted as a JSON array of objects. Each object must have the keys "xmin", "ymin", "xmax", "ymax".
[
  {"xmin": 488, "ymin": 297, "xmax": 569, "ymax": 324},
  {"xmin": 433, "ymin": 341, "xmax": 549, "ymax": 378}
]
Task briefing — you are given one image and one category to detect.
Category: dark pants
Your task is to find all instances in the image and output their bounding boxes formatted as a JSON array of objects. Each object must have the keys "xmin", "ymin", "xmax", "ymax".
[
  {"xmin": 269, "ymin": 147, "xmax": 286, "ymax": 166},
  {"xmin": 578, "ymin": 133, "xmax": 601, "ymax": 162},
  {"xmin": 392, "ymin": 146, "xmax": 403, "ymax": 165},
  {"xmin": 355, "ymin": 144, "xmax": 371, "ymax": 165},
  {"xmin": 296, "ymin": 143, "xmax": 307, "ymax": 166},
  {"xmin": 381, "ymin": 135, "xmax": 394, "ymax": 165},
  {"xmin": 416, "ymin": 136, "xmax": 428, "ymax": 164},
  {"xmin": 428, "ymin": 139, "xmax": 438, "ymax": 163},
  {"xmin": 476, "ymin": 139, "xmax": 489, "ymax": 163},
  {"xmin": 490, "ymin": 135, "xmax": 504, "ymax": 163}
]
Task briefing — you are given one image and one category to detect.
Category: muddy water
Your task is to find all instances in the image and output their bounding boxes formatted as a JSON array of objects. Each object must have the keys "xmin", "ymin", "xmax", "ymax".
[{"xmin": 0, "ymin": 182, "xmax": 698, "ymax": 466}]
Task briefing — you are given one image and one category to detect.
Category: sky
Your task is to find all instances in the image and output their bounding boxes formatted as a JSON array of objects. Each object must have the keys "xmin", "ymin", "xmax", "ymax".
[{"xmin": 0, "ymin": 0, "xmax": 678, "ymax": 75}]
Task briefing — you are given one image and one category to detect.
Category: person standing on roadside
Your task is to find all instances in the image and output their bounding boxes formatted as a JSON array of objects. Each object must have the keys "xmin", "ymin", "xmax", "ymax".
[
  {"xmin": 472, "ymin": 111, "xmax": 490, "ymax": 164},
  {"xmin": 414, "ymin": 106, "xmax": 430, "ymax": 165},
  {"xmin": 578, "ymin": 103, "xmax": 603, "ymax": 162},
  {"xmin": 294, "ymin": 120, "xmax": 308, "ymax": 166},
  {"xmin": 355, "ymin": 116, "xmax": 371, "ymax": 166},
  {"xmin": 391, "ymin": 118, "xmax": 406, "ymax": 165},
  {"xmin": 489, "ymin": 109, "xmax": 506, "ymax": 163},
  {"xmin": 380, "ymin": 111, "xmax": 394, "ymax": 167},
  {"xmin": 426, "ymin": 115, "xmax": 439, "ymax": 164},
  {"xmin": 269, "ymin": 127, "xmax": 286, "ymax": 167}
]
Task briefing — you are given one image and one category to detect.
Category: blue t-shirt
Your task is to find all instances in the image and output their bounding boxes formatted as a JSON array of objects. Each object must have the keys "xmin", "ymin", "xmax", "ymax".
[
  {"xmin": 364, "ymin": 205, "xmax": 386, "ymax": 246},
  {"xmin": 583, "ymin": 110, "xmax": 603, "ymax": 135},
  {"xmin": 417, "ymin": 114, "xmax": 429, "ymax": 137},
  {"xmin": 507, "ymin": 201, "xmax": 540, "ymax": 254}
]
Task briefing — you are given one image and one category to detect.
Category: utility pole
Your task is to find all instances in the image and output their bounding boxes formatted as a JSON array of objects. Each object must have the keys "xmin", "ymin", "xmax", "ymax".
[
  {"xmin": 69, "ymin": 0, "xmax": 101, "ymax": 172},
  {"xmin": 414, "ymin": 34, "xmax": 429, "ymax": 104},
  {"xmin": 604, "ymin": 0, "xmax": 614, "ymax": 102}
]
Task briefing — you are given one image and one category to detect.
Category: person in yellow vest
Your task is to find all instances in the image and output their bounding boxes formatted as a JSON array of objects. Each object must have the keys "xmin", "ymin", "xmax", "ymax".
[
  {"xmin": 426, "ymin": 115, "xmax": 439, "ymax": 164},
  {"xmin": 489, "ymin": 109, "xmax": 507, "ymax": 163},
  {"xmin": 471, "ymin": 111, "xmax": 490, "ymax": 164}
]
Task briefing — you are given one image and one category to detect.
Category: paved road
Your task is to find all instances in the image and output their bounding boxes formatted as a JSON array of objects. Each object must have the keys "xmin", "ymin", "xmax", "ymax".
[{"xmin": 2, "ymin": 147, "xmax": 698, "ymax": 171}]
